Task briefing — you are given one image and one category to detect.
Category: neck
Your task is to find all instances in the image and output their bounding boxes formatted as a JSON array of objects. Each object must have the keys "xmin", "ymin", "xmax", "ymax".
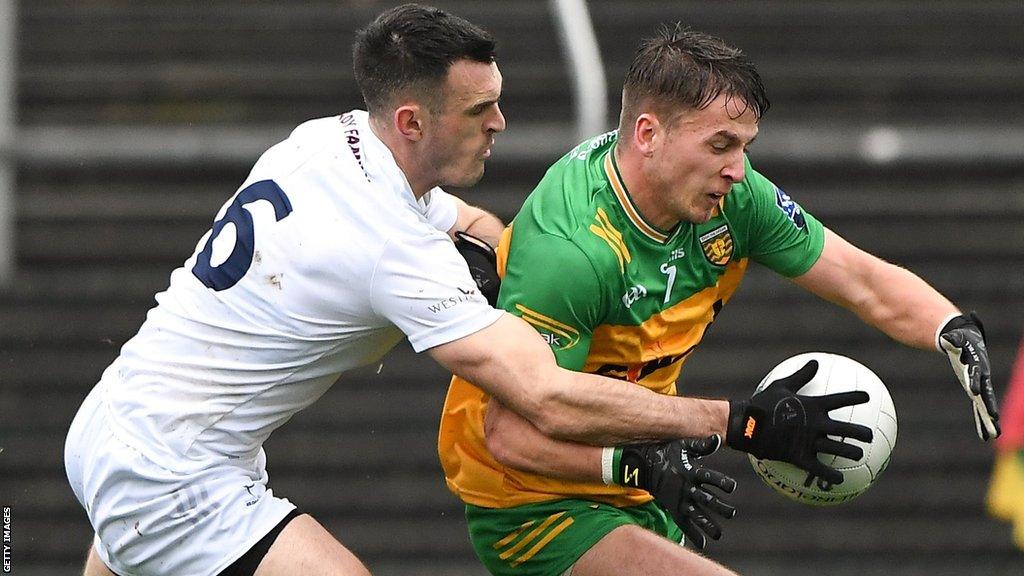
[
  {"xmin": 368, "ymin": 116, "xmax": 434, "ymax": 199},
  {"xmin": 613, "ymin": 144, "xmax": 678, "ymax": 231}
]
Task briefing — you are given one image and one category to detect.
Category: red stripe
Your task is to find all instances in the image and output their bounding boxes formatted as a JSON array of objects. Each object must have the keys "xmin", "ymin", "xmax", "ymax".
[{"xmin": 996, "ymin": 333, "xmax": 1024, "ymax": 450}]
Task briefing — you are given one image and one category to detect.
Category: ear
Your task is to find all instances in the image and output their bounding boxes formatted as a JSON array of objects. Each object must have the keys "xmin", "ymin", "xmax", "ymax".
[
  {"xmin": 633, "ymin": 113, "xmax": 661, "ymax": 157},
  {"xmin": 394, "ymin": 104, "xmax": 424, "ymax": 142}
]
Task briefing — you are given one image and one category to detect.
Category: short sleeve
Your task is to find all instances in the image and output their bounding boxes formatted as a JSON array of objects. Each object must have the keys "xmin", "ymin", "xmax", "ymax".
[
  {"xmin": 371, "ymin": 227, "xmax": 501, "ymax": 352},
  {"xmin": 422, "ymin": 188, "xmax": 459, "ymax": 232},
  {"xmin": 743, "ymin": 167, "xmax": 825, "ymax": 277},
  {"xmin": 499, "ymin": 232, "xmax": 604, "ymax": 371}
]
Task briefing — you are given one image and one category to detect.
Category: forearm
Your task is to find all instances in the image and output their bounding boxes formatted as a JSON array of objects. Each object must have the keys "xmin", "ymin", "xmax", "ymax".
[
  {"xmin": 849, "ymin": 262, "xmax": 958, "ymax": 350},
  {"xmin": 541, "ymin": 369, "xmax": 730, "ymax": 445},
  {"xmin": 430, "ymin": 313, "xmax": 730, "ymax": 446},
  {"xmin": 449, "ymin": 197, "xmax": 504, "ymax": 246},
  {"xmin": 485, "ymin": 398, "xmax": 603, "ymax": 481},
  {"xmin": 794, "ymin": 229, "xmax": 959, "ymax": 352}
]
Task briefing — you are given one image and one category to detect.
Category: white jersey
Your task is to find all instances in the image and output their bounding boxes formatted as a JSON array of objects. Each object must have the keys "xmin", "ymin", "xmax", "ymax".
[{"xmin": 100, "ymin": 110, "xmax": 502, "ymax": 471}]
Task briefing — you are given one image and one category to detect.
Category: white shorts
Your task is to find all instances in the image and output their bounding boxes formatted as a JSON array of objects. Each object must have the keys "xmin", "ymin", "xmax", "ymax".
[{"xmin": 64, "ymin": 384, "xmax": 296, "ymax": 576}]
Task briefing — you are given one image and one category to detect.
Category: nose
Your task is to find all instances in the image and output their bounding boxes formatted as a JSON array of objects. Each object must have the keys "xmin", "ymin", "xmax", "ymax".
[
  {"xmin": 721, "ymin": 151, "xmax": 745, "ymax": 183},
  {"xmin": 488, "ymin": 104, "xmax": 507, "ymax": 134}
]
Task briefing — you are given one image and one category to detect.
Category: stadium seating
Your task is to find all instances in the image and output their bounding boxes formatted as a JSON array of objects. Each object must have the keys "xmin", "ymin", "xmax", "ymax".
[{"xmin": 3, "ymin": 1, "xmax": 1023, "ymax": 574}]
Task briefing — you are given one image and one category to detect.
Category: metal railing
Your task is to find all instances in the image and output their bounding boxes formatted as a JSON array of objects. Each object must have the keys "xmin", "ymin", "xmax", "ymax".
[{"xmin": 550, "ymin": 0, "xmax": 608, "ymax": 142}]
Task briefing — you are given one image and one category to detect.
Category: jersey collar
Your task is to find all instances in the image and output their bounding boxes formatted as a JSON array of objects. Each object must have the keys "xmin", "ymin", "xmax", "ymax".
[
  {"xmin": 357, "ymin": 110, "xmax": 438, "ymax": 214},
  {"xmin": 602, "ymin": 148, "xmax": 676, "ymax": 244}
]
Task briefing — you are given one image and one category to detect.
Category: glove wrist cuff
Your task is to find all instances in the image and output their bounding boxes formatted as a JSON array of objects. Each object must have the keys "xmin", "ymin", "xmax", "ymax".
[
  {"xmin": 725, "ymin": 399, "xmax": 751, "ymax": 450},
  {"xmin": 601, "ymin": 447, "xmax": 617, "ymax": 486},
  {"xmin": 935, "ymin": 311, "xmax": 963, "ymax": 352},
  {"xmin": 614, "ymin": 445, "xmax": 651, "ymax": 489}
]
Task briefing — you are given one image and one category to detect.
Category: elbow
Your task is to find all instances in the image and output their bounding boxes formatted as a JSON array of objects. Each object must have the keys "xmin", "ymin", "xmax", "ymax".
[
  {"xmin": 484, "ymin": 406, "xmax": 528, "ymax": 469},
  {"xmin": 484, "ymin": 424, "xmax": 517, "ymax": 468}
]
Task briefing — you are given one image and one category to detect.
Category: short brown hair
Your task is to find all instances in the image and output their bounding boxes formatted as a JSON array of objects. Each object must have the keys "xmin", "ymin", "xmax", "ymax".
[{"xmin": 618, "ymin": 24, "xmax": 769, "ymax": 134}]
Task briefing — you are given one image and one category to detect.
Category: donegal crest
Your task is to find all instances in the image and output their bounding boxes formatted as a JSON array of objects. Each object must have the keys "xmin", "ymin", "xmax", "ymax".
[{"xmin": 699, "ymin": 224, "xmax": 733, "ymax": 266}]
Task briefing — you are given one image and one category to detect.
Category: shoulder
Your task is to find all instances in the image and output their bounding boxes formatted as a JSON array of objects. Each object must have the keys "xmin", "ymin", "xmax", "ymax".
[{"xmin": 514, "ymin": 133, "xmax": 619, "ymax": 248}]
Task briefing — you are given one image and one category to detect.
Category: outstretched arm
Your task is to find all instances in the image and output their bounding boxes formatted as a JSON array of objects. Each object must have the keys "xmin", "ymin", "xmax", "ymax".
[
  {"xmin": 791, "ymin": 227, "xmax": 999, "ymax": 439},
  {"xmin": 790, "ymin": 228, "xmax": 958, "ymax": 349}
]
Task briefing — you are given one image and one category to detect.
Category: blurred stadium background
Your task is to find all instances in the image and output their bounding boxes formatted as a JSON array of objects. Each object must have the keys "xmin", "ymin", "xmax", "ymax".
[{"xmin": 1, "ymin": 1, "xmax": 1023, "ymax": 574}]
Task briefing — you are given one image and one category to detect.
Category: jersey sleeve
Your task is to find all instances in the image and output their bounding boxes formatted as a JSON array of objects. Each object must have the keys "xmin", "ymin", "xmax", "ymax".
[
  {"xmin": 423, "ymin": 187, "xmax": 459, "ymax": 232},
  {"xmin": 499, "ymin": 232, "xmax": 604, "ymax": 371},
  {"xmin": 370, "ymin": 226, "xmax": 501, "ymax": 353},
  {"xmin": 742, "ymin": 165, "xmax": 826, "ymax": 277}
]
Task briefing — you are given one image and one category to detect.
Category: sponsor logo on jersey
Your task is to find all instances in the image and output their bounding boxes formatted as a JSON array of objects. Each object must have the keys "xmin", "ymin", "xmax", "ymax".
[
  {"xmin": 427, "ymin": 287, "xmax": 480, "ymax": 314},
  {"xmin": 669, "ymin": 248, "xmax": 686, "ymax": 261},
  {"xmin": 774, "ymin": 186, "xmax": 807, "ymax": 230},
  {"xmin": 589, "ymin": 207, "xmax": 632, "ymax": 273},
  {"xmin": 515, "ymin": 304, "xmax": 580, "ymax": 351},
  {"xmin": 621, "ymin": 284, "xmax": 648, "ymax": 309},
  {"xmin": 699, "ymin": 224, "xmax": 733, "ymax": 266},
  {"xmin": 339, "ymin": 113, "xmax": 370, "ymax": 181},
  {"xmin": 567, "ymin": 130, "xmax": 617, "ymax": 161}
]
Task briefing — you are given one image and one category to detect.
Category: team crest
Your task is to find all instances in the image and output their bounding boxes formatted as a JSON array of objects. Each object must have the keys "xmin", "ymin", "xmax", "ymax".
[{"xmin": 699, "ymin": 225, "xmax": 733, "ymax": 266}]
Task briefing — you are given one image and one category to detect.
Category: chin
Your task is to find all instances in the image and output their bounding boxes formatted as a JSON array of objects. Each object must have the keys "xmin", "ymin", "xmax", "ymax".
[{"xmin": 457, "ymin": 165, "xmax": 487, "ymax": 188}]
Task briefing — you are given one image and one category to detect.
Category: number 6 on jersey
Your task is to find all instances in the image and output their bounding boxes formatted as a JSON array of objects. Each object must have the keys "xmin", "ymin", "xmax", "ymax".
[{"xmin": 192, "ymin": 180, "xmax": 294, "ymax": 291}]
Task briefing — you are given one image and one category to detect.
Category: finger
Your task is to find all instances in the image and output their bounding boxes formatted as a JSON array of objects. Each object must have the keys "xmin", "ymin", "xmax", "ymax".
[
  {"xmin": 815, "ymin": 437, "xmax": 863, "ymax": 461},
  {"xmin": 975, "ymin": 403, "xmax": 1000, "ymax": 441},
  {"xmin": 697, "ymin": 491, "xmax": 737, "ymax": 519},
  {"xmin": 681, "ymin": 434, "xmax": 721, "ymax": 457},
  {"xmin": 973, "ymin": 406, "xmax": 986, "ymax": 440},
  {"xmin": 980, "ymin": 374, "xmax": 999, "ymax": 418},
  {"xmin": 771, "ymin": 360, "xmax": 818, "ymax": 393},
  {"xmin": 695, "ymin": 467, "xmax": 737, "ymax": 493},
  {"xmin": 968, "ymin": 364, "xmax": 982, "ymax": 396},
  {"xmin": 686, "ymin": 505, "xmax": 723, "ymax": 541},
  {"xmin": 818, "ymin": 390, "xmax": 870, "ymax": 410},
  {"xmin": 678, "ymin": 518, "xmax": 708, "ymax": 550},
  {"xmin": 822, "ymin": 420, "xmax": 874, "ymax": 443},
  {"xmin": 805, "ymin": 460, "xmax": 844, "ymax": 486}
]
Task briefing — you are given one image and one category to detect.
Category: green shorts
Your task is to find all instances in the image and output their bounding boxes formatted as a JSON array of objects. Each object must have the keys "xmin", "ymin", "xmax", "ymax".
[{"xmin": 465, "ymin": 499, "xmax": 683, "ymax": 576}]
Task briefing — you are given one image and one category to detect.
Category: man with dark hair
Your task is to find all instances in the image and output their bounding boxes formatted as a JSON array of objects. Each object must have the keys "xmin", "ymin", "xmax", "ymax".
[
  {"xmin": 62, "ymin": 7, "xmax": 872, "ymax": 576},
  {"xmin": 439, "ymin": 24, "xmax": 998, "ymax": 576}
]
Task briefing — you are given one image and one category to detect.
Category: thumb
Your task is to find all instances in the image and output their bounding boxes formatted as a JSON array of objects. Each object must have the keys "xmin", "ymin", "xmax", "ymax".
[
  {"xmin": 680, "ymin": 434, "xmax": 722, "ymax": 458},
  {"xmin": 768, "ymin": 360, "xmax": 818, "ymax": 394}
]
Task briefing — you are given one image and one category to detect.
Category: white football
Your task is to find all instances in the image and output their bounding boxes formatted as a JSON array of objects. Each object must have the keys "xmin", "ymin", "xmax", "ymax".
[{"xmin": 748, "ymin": 352, "xmax": 897, "ymax": 506}]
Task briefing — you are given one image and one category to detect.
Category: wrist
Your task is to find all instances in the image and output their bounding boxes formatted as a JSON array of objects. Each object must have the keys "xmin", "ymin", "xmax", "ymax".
[
  {"xmin": 725, "ymin": 399, "xmax": 749, "ymax": 449},
  {"xmin": 934, "ymin": 311, "xmax": 962, "ymax": 352},
  {"xmin": 613, "ymin": 444, "xmax": 651, "ymax": 489},
  {"xmin": 601, "ymin": 447, "xmax": 617, "ymax": 485}
]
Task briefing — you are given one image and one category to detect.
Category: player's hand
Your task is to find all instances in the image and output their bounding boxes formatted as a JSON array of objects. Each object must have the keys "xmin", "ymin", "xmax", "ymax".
[
  {"xmin": 726, "ymin": 360, "xmax": 873, "ymax": 486},
  {"xmin": 939, "ymin": 312, "xmax": 1000, "ymax": 440},
  {"xmin": 454, "ymin": 231, "xmax": 500, "ymax": 306},
  {"xmin": 614, "ymin": 435, "xmax": 736, "ymax": 549}
]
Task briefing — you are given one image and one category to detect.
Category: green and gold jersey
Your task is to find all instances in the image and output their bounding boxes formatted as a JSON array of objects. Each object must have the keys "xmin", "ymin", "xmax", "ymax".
[{"xmin": 440, "ymin": 131, "xmax": 825, "ymax": 509}]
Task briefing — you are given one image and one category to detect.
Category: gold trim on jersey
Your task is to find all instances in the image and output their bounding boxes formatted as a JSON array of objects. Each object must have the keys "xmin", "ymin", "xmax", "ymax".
[
  {"xmin": 515, "ymin": 304, "xmax": 581, "ymax": 351},
  {"xmin": 603, "ymin": 150, "xmax": 670, "ymax": 244},
  {"xmin": 494, "ymin": 511, "xmax": 576, "ymax": 567},
  {"xmin": 589, "ymin": 207, "xmax": 632, "ymax": 273},
  {"xmin": 585, "ymin": 259, "xmax": 748, "ymax": 391}
]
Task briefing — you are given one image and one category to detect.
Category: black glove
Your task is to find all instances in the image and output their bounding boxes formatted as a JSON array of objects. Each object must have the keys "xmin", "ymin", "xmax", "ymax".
[
  {"xmin": 726, "ymin": 360, "xmax": 873, "ymax": 486},
  {"xmin": 454, "ymin": 231, "xmax": 500, "ymax": 307},
  {"xmin": 614, "ymin": 435, "xmax": 736, "ymax": 549},
  {"xmin": 939, "ymin": 312, "xmax": 1000, "ymax": 440}
]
